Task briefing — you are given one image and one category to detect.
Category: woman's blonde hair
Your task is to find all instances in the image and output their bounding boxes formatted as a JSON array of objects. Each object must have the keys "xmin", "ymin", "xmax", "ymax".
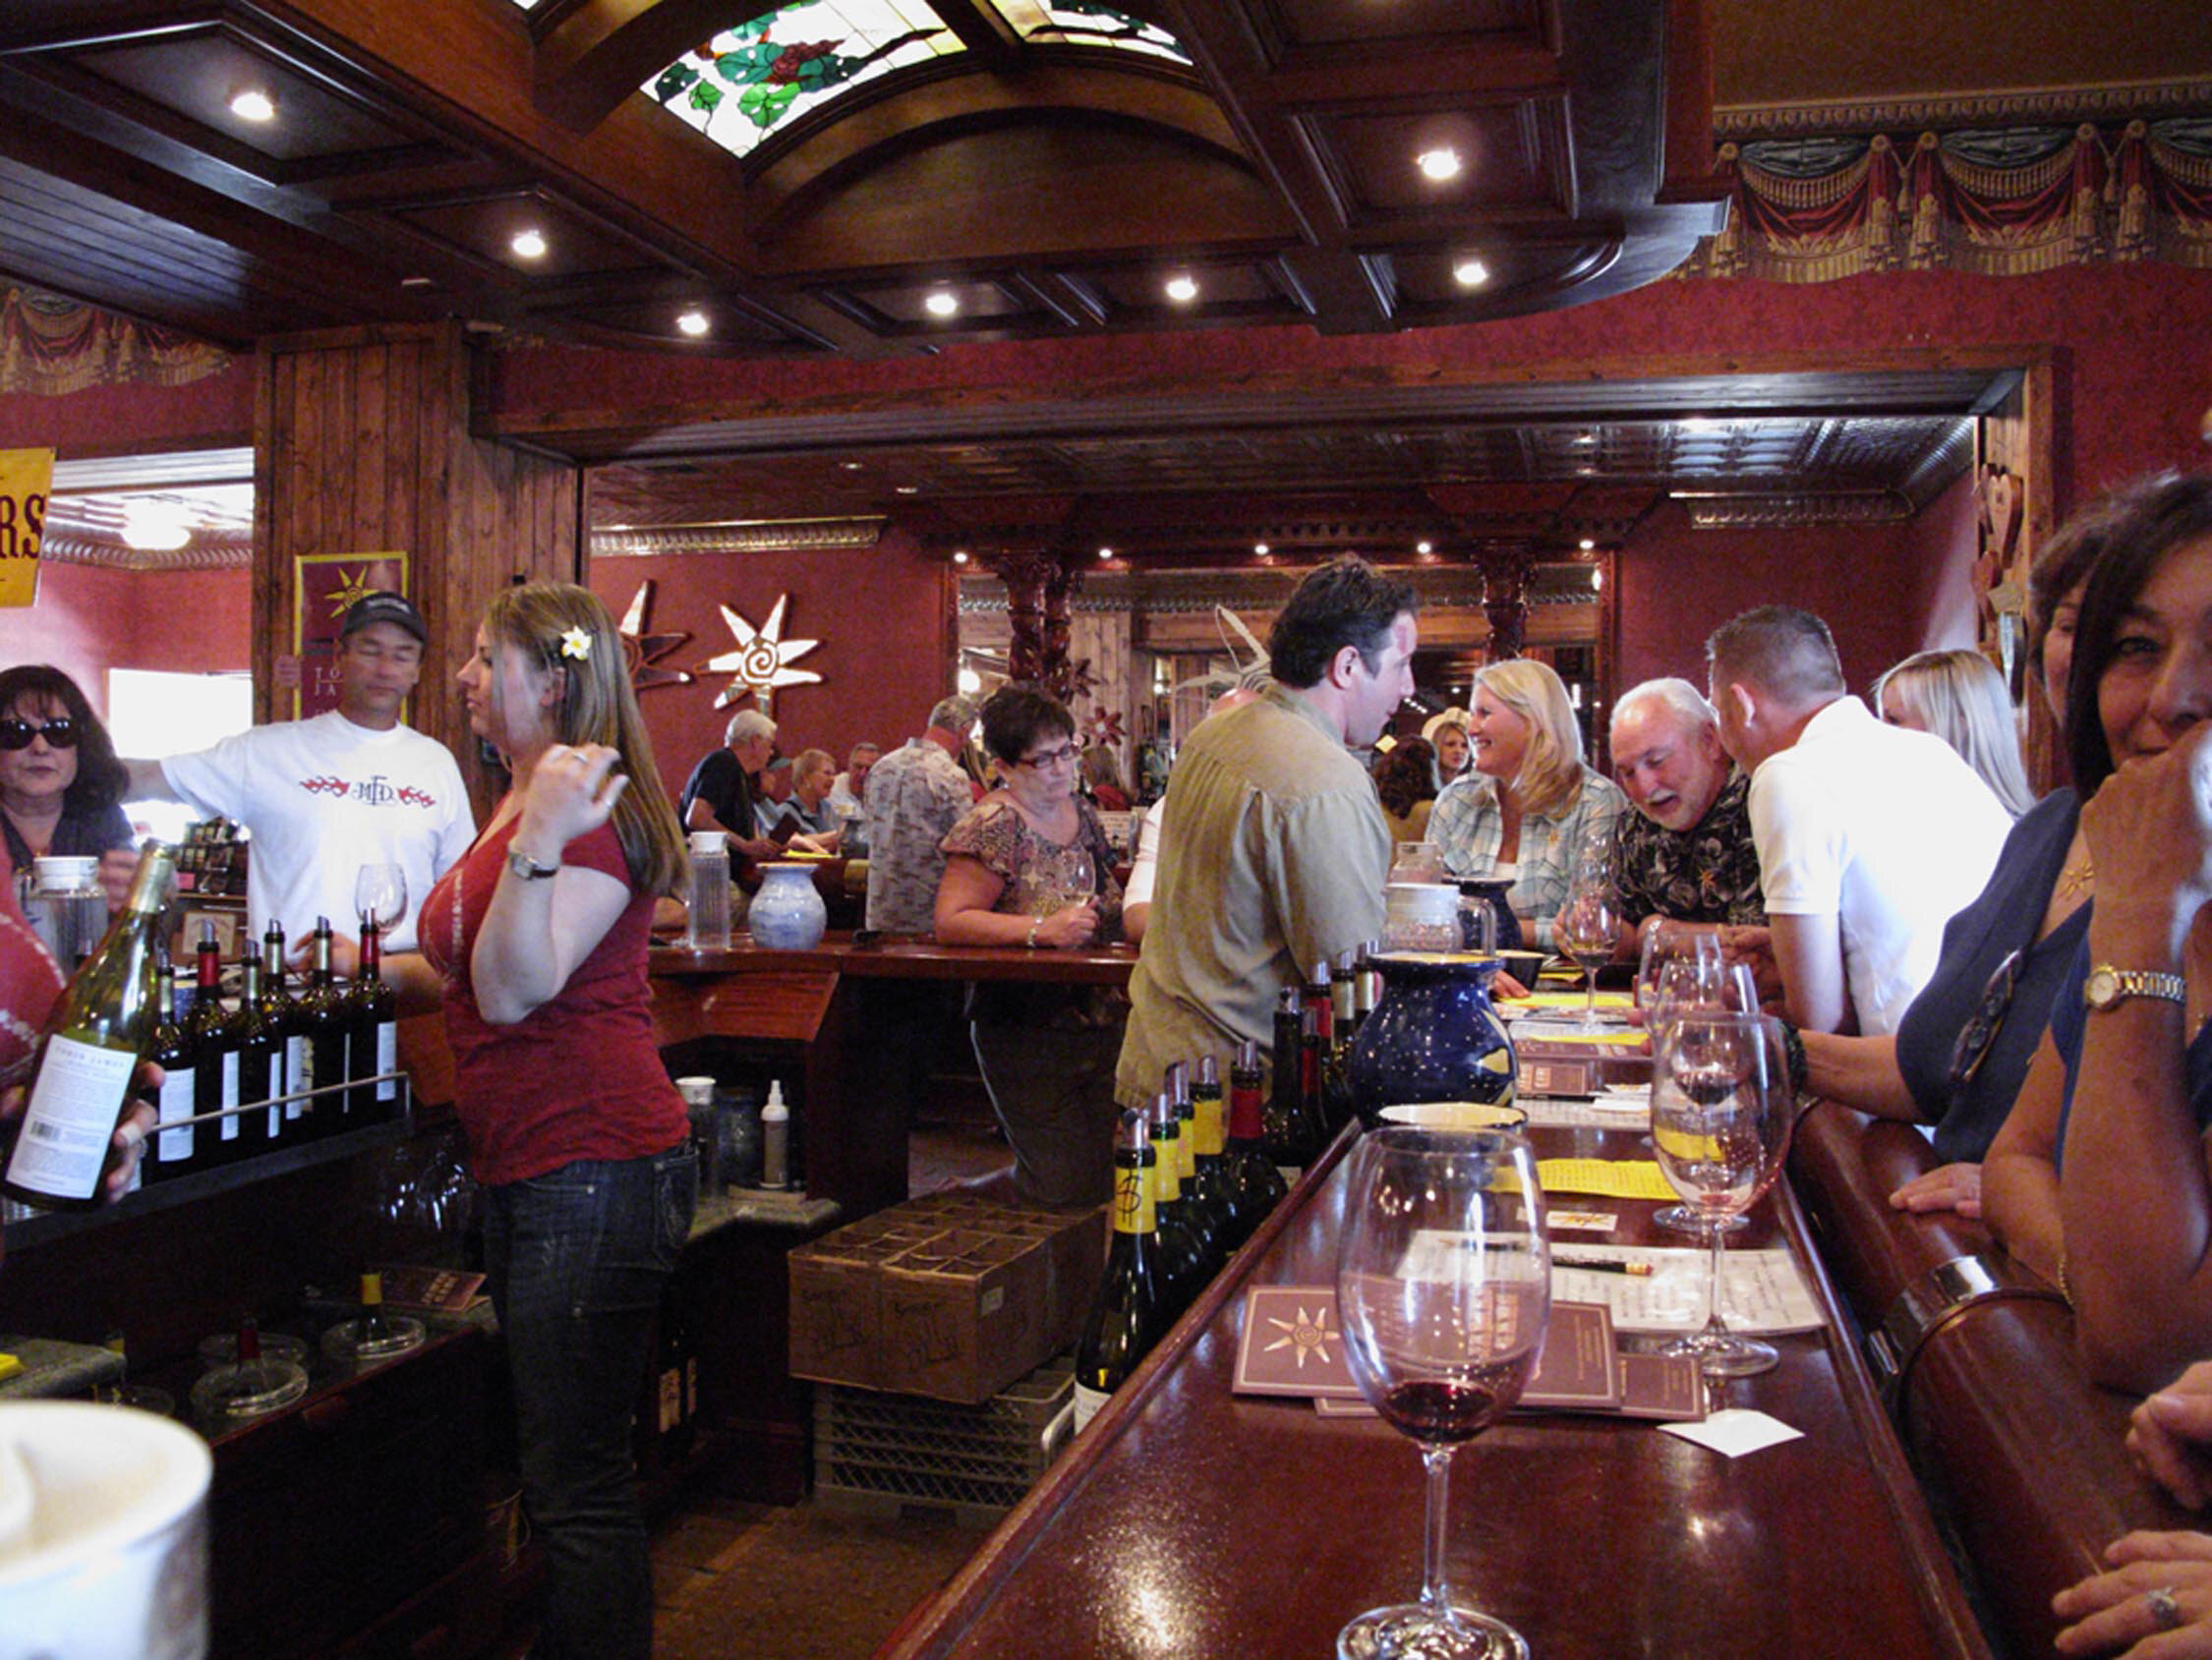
[
  {"xmin": 1873, "ymin": 648, "xmax": 2035, "ymax": 818},
  {"xmin": 1474, "ymin": 658, "xmax": 1586, "ymax": 819},
  {"xmin": 483, "ymin": 581, "xmax": 688, "ymax": 895}
]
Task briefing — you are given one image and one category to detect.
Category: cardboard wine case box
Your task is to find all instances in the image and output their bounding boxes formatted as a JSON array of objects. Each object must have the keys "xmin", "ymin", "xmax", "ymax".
[{"xmin": 787, "ymin": 1193, "xmax": 1106, "ymax": 1404}]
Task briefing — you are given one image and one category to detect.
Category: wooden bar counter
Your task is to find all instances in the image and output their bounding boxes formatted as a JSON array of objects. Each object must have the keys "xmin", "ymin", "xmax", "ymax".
[{"xmin": 886, "ymin": 1117, "xmax": 1990, "ymax": 1660}]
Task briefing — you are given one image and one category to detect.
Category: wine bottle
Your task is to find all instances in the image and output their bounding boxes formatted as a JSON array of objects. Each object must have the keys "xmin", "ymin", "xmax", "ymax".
[
  {"xmin": 1147, "ymin": 1092, "xmax": 1218, "ymax": 1309},
  {"xmin": 1353, "ymin": 940, "xmax": 1381, "ymax": 1033},
  {"xmin": 1221, "ymin": 1039, "xmax": 1288, "ymax": 1243},
  {"xmin": 351, "ymin": 917, "xmax": 398, "ymax": 1123},
  {"xmin": 262, "ymin": 920, "xmax": 305, "ymax": 1138},
  {"xmin": 359, "ymin": 1270, "xmax": 395, "ymax": 1347},
  {"xmin": 1299, "ymin": 987, "xmax": 1336, "ymax": 1144},
  {"xmin": 1261, "ymin": 986, "xmax": 1320, "ymax": 1174},
  {"xmin": 301, "ymin": 917, "xmax": 350, "ymax": 1135},
  {"xmin": 186, "ymin": 924, "xmax": 242, "ymax": 1167},
  {"xmin": 2, "ymin": 842, "xmax": 177, "ymax": 1210},
  {"xmin": 1073, "ymin": 1110, "xmax": 1165, "ymax": 1433},
  {"xmin": 1163, "ymin": 1061, "xmax": 1228, "ymax": 1264},
  {"xmin": 147, "ymin": 965, "xmax": 198, "ymax": 1184},
  {"xmin": 231, "ymin": 946, "xmax": 282, "ymax": 1160},
  {"xmin": 1331, "ymin": 947, "xmax": 1359, "ymax": 1042},
  {"xmin": 1185, "ymin": 1056, "xmax": 1239, "ymax": 1254},
  {"xmin": 1321, "ymin": 953, "xmax": 1358, "ymax": 1133}
]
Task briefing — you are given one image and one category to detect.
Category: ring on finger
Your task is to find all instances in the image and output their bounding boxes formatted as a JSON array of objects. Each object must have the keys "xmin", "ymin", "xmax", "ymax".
[{"xmin": 2147, "ymin": 1585, "xmax": 2184, "ymax": 1631}]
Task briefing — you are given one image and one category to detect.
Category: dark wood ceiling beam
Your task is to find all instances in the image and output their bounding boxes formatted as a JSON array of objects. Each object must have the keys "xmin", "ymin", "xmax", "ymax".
[
  {"xmin": 1238, "ymin": 45, "xmax": 1566, "ymax": 113},
  {"xmin": 1271, "ymin": 247, "xmax": 1392, "ymax": 333},
  {"xmin": 934, "ymin": 0, "xmax": 1020, "ymax": 61},
  {"xmin": 534, "ymin": 0, "xmax": 780, "ymax": 133}
]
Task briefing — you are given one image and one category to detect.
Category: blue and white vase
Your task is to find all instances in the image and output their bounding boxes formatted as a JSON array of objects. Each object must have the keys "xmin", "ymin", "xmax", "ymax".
[
  {"xmin": 748, "ymin": 863, "xmax": 828, "ymax": 950},
  {"xmin": 1347, "ymin": 952, "xmax": 1518, "ymax": 1128}
]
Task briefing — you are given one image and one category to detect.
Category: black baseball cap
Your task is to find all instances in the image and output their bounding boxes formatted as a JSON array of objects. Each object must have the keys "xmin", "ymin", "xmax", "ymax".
[{"xmin": 340, "ymin": 591, "xmax": 428, "ymax": 645}]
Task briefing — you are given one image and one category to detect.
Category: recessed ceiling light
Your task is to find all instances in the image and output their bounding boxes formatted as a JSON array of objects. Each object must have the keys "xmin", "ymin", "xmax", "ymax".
[
  {"xmin": 1592, "ymin": 568, "xmax": 1604, "ymax": 591},
  {"xmin": 229, "ymin": 89, "xmax": 276, "ymax": 123},
  {"xmin": 1416, "ymin": 541, "xmax": 1433, "ymax": 554},
  {"xmin": 120, "ymin": 499, "xmax": 191, "ymax": 551},
  {"xmin": 1571, "ymin": 432, "xmax": 1598, "ymax": 446},
  {"xmin": 1578, "ymin": 538, "xmax": 1596, "ymax": 551},
  {"xmin": 924, "ymin": 291, "xmax": 960, "ymax": 318},
  {"xmin": 399, "ymin": 275, "xmax": 434, "ymax": 289},
  {"xmin": 896, "ymin": 485, "xmax": 920, "ymax": 495},
  {"xmin": 1417, "ymin": 147, "xmax": 1462, "ymax": 182},
  {"xmin": 1097, "ymin": 546, "xmax": 1114, "ymax": 559},
  {"xmin": 952, "ymin": 550, "xmax": 969, "ymax": 564},
  {"xmin": 510, "ymin": 229, "xmax": 548, "ymax": 259},
  {"xmin": 841, "ymin": 461, "xmax": 864, "ymax": 472},
  {"xmin": 1164, "ymin": 274, "xmax": 1199, "ymax": 304},
  {"xmin": 675, "ymin": 309, "xmax": 710, "ymax": 337},
  {"xmin": 1452, "ymin": 257, "xmax": 1488, "ymax": 287},
  {"xmin": 1253, "ymin": 542, "xmax": 1270, "ymax": 556}
]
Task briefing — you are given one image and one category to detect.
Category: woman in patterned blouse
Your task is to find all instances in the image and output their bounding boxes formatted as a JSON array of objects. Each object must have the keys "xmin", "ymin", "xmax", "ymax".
[{"xmin": 1428, "ymin": 658, "xmax": 1624, "ymax": 952}]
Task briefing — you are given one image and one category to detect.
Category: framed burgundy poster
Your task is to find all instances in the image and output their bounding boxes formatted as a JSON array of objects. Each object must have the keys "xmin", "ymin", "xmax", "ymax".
[{"xmin": 292, "ymin": 553, "xmax": 408, "ymax": 718}]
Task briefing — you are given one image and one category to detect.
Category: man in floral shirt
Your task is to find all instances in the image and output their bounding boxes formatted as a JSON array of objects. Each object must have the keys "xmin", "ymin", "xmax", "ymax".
[
  {"xmin": 1606, "ymin": 678, "xmax": 1766, "ymax": 955},
  {"xmin": 862, "ymin": 695, "xmax": 978, "ymax": 935}
]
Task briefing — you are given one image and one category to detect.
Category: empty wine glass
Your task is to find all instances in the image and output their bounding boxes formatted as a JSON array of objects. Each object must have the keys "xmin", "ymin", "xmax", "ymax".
[
  {"xmin": 1553, "ymin": 880, "xmax": 1617, "ymax": 1032},
  {"xmin": 1650, "ymin": 1011, "xmax": 1793, "ymax": 1377},
  {"xmin": 354, "ymin": 863, "xmax": 407, "ymax": 935},
  {"xmin": 1335, "ymin": 1127, "xmax": 1549, "ymax": 1660}
]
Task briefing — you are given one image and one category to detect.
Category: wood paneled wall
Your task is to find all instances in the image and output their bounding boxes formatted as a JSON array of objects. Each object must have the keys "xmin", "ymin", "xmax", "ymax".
[{"xmin": 254, "ymin": 323, "xmax": 579, "ymax": 799}]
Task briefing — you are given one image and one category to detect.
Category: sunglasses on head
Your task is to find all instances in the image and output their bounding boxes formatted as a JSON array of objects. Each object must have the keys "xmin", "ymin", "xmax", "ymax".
[{"xmin": 0, "ymin": 717, "xmax": 77, "ymax": 752}]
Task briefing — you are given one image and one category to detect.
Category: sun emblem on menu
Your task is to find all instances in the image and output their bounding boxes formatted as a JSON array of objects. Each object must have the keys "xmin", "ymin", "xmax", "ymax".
[
  {"xmin": 705, "ymin": 593, "xmax": 822, "ymax": 711},
  {"xmin": 324, "ymin": 565, "xmax": 379, "ymax": 619},
  {"xmin": 1261, "ymin": 1302, "xmax": 1336, "ymax": 1369}
]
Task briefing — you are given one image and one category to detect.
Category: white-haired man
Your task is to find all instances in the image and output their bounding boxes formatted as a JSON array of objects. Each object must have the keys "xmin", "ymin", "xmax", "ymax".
[
  {"xmin": 677, "ymin": 708, "xmax": 784, "ymax": 867},
  {"xmin": 1607, "ymin": 677, "xmax": 1766, "ymax": 959}
]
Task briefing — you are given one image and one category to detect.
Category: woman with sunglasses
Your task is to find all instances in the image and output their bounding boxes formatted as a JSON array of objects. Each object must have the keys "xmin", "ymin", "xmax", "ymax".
[
  {"xmin": 1788, "ymin": 490, "xmax": 2119, "ymax": 1216},
  {"xmin": 0, "ymin": 665, "xmax": 136, "ymax": 910},
  {"xmin": 1982, "ymin": 475, "xmax": 2212, "ymax": 1393},
  {"xmin": 935, "ymin": 685, "xmax": 1125, "ymax": 1206}
]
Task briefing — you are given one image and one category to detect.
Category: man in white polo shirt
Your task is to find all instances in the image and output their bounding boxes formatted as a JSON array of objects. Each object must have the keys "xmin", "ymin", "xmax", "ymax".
[
  {"xmin": 1706, "ymin": 604, "xmax": 2011, "ymax": 1037},
  {"xmin": 126, "ymin": 591, "xmax": 473, "ymax": 952}
]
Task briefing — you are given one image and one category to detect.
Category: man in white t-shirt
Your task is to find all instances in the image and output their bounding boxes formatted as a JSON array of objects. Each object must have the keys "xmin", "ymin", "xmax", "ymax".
[
  {"xmin": 126, "ymin": 592, "xmax": 474, "ymax": 952},
  {"xmin": 1706, "ymin": 604, "xmax": 2011, "ymax": 1037}
]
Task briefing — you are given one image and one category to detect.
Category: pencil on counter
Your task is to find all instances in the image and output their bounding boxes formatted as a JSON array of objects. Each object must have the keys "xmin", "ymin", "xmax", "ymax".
[{"xmin": 1553, "ymin": 1255, "xmax": 1655, "ymax": 1277}]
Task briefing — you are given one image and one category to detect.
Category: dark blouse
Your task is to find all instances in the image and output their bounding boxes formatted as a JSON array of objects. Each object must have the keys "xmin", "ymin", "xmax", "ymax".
[
  {"xmin": 2, "ymin": 799, "xmax": 133, "ymax": 874},
  {"xmin": 1896, "ymin": 788, "xmax": 2088, "ymax": 1163}
]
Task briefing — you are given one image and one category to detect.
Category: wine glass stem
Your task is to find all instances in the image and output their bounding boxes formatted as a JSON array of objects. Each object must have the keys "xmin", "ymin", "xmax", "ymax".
[
  {"xmin": 1584, "ymin": 966, "xmax": 1597, "ymax": 1027},
  {"xmin": 1419, "ymin": 1443, "xmax": 1460, "ymax": 1623},
  {"xmin": 1704, "ymin": 1215, "xmax": 1729, "ymax": 1338}
]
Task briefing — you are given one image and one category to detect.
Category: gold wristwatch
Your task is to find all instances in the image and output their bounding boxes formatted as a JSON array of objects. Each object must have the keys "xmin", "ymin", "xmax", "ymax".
[{"xmin": 2082, "ymin": 964, "xmax": 2187, "ymax": 1012}]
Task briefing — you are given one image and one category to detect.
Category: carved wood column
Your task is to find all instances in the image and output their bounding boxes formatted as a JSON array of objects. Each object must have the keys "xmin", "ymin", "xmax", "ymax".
[
  {"xmin": 1476, "ymin": 544, "xmax": 1541, "ymax": 660},
  {"xmin": 986, "ymin": 545, "xmax": 1083, "ymax": 697}
]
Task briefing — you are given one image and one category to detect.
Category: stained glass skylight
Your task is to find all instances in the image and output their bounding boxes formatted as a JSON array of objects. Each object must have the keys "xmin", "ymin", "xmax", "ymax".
[{"xmin": 627, "ymin": 1, "xmax": 1189, "ymax": 162}]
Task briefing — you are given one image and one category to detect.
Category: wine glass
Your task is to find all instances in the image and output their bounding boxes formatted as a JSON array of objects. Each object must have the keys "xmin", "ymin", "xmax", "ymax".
[
  {"xmin": 1649, "ymin": 1011, "xmax": 1793, "ymax": 1377},
  {"xmin": 1640, "ymin": 934, "xmax": 1757, "ymax": 1233},
  {"xmin": 1552, "ymin": 881, "xmax": 1617, "ymax": 1032},
  {"xmin": 1335, "ymin": 1127, "xmax": 1549, "ymax": 1660},
  {"xmin": 1021, "ymin": 841, "xmax": 1095, "ymax": 919},
  {"xmin": 354, "ymin": 863, "xmax": 407, "ymax": 935}
]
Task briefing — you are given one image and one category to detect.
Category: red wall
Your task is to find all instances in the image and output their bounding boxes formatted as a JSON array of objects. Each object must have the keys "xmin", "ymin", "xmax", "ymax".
[
  {"xmin": 586, "ymin": 524, "xmax": 953, "ymax": 805},
  {"xmin": 0, "ymin": 560, "xmax": 254, "ymax": 718},
  {"xmin": 0, "ymin": 357, "xmax": 253, "ymax": 456}
]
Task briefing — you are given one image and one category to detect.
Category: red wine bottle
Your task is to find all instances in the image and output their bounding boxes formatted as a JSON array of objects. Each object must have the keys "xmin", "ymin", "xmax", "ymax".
[{"xmin": 1221, "ymin": 1039, "xmax": 1288, "ymax": 1244}]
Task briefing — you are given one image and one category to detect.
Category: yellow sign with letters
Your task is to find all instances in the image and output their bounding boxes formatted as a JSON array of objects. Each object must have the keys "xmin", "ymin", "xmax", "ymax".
[{"xmin": 0, "ymin": 447, "xmax": 54, "ymax": 608}]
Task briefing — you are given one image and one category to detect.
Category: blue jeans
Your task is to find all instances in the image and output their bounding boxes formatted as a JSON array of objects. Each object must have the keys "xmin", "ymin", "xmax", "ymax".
[{"xmin": 481, "ymin": 1142, "xmax": 698, "ymax": 1660}]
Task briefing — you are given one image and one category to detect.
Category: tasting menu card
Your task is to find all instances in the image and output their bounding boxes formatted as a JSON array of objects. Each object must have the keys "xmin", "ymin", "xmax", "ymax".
[{"xmin": 1235, "ymin": 1287, "xmax": 1704, "ymax": 1421}]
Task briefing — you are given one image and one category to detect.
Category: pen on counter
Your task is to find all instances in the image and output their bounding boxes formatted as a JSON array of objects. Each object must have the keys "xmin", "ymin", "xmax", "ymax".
[{"xmin": 1552, "ymin": 1254, "xmax": 1655, "ymax": 1277}]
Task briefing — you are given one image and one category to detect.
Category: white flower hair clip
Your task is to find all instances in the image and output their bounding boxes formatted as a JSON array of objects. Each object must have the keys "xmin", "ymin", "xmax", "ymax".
[{"xmin": 559, "ymin": 626, "xmax": 592, "ymax": 662}]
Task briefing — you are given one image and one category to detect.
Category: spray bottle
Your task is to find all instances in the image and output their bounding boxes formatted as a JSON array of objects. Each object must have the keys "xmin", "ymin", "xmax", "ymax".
[{"xmin": 761, "ymin": 1080, "xmax": 789, "ymax": 1190}]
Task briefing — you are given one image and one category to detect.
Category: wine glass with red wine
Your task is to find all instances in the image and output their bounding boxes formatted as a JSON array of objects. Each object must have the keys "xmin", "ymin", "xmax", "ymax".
[{"xmin": 1334, "ymin": 1127, "xmax": 1549, "ymax": 1660}]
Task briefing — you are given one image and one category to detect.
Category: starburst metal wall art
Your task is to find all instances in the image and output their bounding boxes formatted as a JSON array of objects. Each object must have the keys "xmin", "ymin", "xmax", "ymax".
[
  {"xmin": 704, "ymin": 593, "xmax": 822, "ymax": 712},
  {"xmin": 617, "ymin": 581, "xmax": 693, "ymax": 691}
]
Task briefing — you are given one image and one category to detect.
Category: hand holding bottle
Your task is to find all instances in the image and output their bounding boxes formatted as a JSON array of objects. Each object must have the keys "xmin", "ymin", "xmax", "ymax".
[
  {"xmin": 95, "ymin": 847, "xmax": 139, "ymax": 913},
  {"xmin": 516, "ymin": 743, "xmax": 630, "ymax": 861},
  {"xmin": 1, "ymin": 1062, "xmax": 161, "ymax": 1201}
]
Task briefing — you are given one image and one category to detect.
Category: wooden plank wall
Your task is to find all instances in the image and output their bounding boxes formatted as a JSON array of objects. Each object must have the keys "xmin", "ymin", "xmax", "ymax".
[{"xmin": 254, "ymin": 323, "xmax": 580, "ymax": 813}]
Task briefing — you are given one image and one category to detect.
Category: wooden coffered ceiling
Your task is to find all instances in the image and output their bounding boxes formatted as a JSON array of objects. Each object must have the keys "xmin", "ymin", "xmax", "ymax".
[{"xmin": 0, "ymin": 0, "xmax": 1726, "ymax": 353}]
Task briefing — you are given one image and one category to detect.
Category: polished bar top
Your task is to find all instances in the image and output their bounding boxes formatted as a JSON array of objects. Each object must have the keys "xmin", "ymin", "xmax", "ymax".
[
  {"xmin": 649, "ymin": 930, "xmax": 1136, "ymax": 985},
  {"xmin": 888, "ymin": 1120, "xmax": 1989, "ymax": 1660}
]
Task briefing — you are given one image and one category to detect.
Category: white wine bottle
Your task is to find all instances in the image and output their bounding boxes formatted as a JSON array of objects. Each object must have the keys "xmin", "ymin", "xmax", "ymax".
[{"xmin": 2, "ymin": 842, "xmax": 177, "ymax": 1211}]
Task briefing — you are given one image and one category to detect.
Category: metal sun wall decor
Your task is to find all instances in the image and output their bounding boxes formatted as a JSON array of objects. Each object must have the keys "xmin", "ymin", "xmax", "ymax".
[
  {"xmin": 705, "ymin": 593, "xmax": 822, "ymax": 711},
  {"xmin": 617, "ymin": 580, "xmax": 693, "ymax": 692}
]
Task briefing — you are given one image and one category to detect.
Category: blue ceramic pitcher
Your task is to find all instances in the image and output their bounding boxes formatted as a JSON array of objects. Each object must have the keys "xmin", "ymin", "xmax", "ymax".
[{"xmin": 1347, "ymin": 952, "xmax": 1518, "ymax": 1128}]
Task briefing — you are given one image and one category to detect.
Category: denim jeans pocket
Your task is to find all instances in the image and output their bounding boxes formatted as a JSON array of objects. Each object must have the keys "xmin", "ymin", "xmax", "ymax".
[{"xmin": 652, "ymin": 1142, "xmax": 700, "ymax": 1268}]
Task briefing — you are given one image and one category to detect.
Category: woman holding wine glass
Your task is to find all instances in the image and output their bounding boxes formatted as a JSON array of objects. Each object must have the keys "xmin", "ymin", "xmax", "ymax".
[
  {"xmin": 935, "ymin": 686, "xmax": 1126, "ymax": 1206},
  {"xmin": 1428, "ymin": 659, "xmax": 1623, "ymax": 952},
  {"xmin": 1336, "ymin": 1126, "xmax": 1549, "ymax": 1659}
]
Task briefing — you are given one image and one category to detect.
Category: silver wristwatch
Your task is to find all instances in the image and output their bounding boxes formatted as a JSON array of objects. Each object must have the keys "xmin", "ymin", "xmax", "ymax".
[{"xmin": 505, "ymin": 846, "xmax": 559, "ymax": 882}]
